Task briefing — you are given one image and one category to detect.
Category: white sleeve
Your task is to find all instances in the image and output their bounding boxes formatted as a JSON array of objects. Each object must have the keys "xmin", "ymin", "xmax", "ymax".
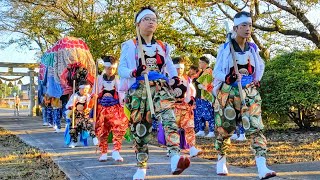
[
  {"xmin": 92, "ymin": 75, "xmax": 103, "ymax": 94},
  {"xmin": 118, "ymin": 41, "xmax": 134, "ymax": 79},
  {"xmin": 116, "ymin": 76, "xmax": 126, "ymax": 106},
  {"xmin": 65, "ymin": 93, "xmax": 76, "ymax": 109},
  {"xmin": 190, "ymin": 82, "xmax": 196, "ymax": 97},
  {"xmin": 114, "ymin": 76, "xmax": 120, "ymax": 92},
  {"xmin": 86, "ymin": 94, "xmax": 92, "ymax": 105},
  {"xmin": 164, "ymin": 44, "xmax": 178, "ymax": 78},
  {"xmin": 214, "ymin": 44, "xmax": 227, "ymax": 82},
  {"xmin": 255, "ymin": 51, "xmax": 265, "ymax": 81}
]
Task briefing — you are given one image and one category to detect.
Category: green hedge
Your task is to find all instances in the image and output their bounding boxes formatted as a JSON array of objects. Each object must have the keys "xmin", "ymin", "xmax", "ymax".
[{"xmin": 260, "ymin": 50, "xmax": 320, "ymax": 129}]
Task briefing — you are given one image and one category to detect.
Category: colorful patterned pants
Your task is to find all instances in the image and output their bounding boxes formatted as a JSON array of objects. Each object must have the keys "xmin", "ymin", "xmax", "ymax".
[
  {"xmin": 126, "ymin": 80, "xmax": 180, "ymax": 168},
  {"xmin": 233, "ymin": 123, "xmax": 245, "ymax": 135},
  {"xmin": 53, "ymin": 108, "xmax": 61, "ymax": 129},
  {"xmin": 194, "ymin": 98, "xmax": 214, "ymax": 132},
  {"xmin": 214, "ymin": 83, "xmax": 267, "ymax": 157},
  {"xmin": 174, "ymin": 101, "xmax": 196, "ymax": 147},
  {"xmin": 42, "ymin": 107, "xmax": 47, "ymax": 124},
  {"xmin": 69, "ymin": 113, "xmax": 95, "ymax": 143},
  {"xmin": 46, "ymin": 107, "xmax": 54, "ymax": 125},
  {"xmin": 95, "ymin": 104, "xmax": 128, "ymax": 154}
]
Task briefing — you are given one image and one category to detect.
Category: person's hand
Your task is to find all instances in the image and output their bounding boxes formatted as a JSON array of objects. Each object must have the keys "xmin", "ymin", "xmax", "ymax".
[
  {"xmin": 141, "ymin": 66, "xmax": 149, "ymax": 75},
  {"xmin": 253, "ymin": 80, "xmax": 260, "ymax": 87},
  {"xmin": 132, "ymin": 65, "xmax": 147, "ymax": 77},
  {"xmin": 84, "ymin": 108, "xmax": 90, "ymax": 115},
  {"xmin": 225, "ymin": 73, "xmax": 240, "ymax": 84}
]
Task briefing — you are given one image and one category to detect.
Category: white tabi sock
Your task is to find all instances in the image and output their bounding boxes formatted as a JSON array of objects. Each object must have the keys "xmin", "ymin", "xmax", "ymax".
[
  {"xmin": 236, "ymin": 134, "xmax": 247, "ymax": 141},
  {"xmin": 216, "ymin": 154, "xmax": 228, "ymax": 175},
  {"xmin": 189, "ymin": 146, "xmax": 201, "ymax": 157},
  {"xmin": 195, "ymin": 131, "xmax": 205, "ymax": 137},
  {"xmin": 98, "ymin": 153, "xmax": 108, "ymax": 162},
  {"xmin": 133, "ymin": 168, "xmax": 146, "ymax": 180},
  {"xmin": 112, "ymin": 150, "xmax": 124, "ymax": 162},
  {"xmin": 255, "ymin": 156, "xmax": 276, "ymax": 179}
]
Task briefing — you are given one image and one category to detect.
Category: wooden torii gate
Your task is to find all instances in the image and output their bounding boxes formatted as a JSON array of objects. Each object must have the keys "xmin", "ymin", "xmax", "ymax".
[{"xmin": 0, "ymin": 62, "xmax": 38, "ymax": 116}]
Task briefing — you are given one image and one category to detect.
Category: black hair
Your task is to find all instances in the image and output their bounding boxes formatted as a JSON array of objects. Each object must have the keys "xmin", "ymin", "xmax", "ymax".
[
  {"xmin": 101, "ymin": 55, "xmax": 116, "ymax": 64},
  {"xmin": 190, "ymin": 65, "xmax": 199, "ymax": 72},
  {"xmin": 135, "ymin": 6, "xmax": 158, "ymax": 22},
  {"xmin": 172, "ymin": 56, "xmax": 185, "ymax": 65},
  {"xmin": 199, "ymin": 56, "xmax": 209, "ymax": 64},
  {"xmin": 234, "ymin": 11, "xmax": 251, "ymax": 20}
]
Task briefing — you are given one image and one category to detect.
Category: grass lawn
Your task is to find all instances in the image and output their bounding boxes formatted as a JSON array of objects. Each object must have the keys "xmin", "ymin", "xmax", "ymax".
[
  {"xmin": 0, "ymin": 127, "xmax": 67, "ymax": 180},
  {"xmin": 151, "ymin": 128, "xmax": 320, "ymax": 167}
]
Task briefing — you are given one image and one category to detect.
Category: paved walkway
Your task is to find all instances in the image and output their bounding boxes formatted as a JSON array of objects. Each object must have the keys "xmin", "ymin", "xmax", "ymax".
[{"xmin": 0, "ymin": 110, "xmax": 319, "ymax": 179}]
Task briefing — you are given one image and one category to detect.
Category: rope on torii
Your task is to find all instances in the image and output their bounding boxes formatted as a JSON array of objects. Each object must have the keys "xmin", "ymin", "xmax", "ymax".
[{"xmin": 0, "ymin": 76, "xmax": 24, "ymax": 81}]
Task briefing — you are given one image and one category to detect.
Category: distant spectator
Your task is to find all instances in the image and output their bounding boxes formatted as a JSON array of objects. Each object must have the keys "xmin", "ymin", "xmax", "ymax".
[{"xmin": 14, "ymin": 95, "xmax": 20, "ymax": 116}]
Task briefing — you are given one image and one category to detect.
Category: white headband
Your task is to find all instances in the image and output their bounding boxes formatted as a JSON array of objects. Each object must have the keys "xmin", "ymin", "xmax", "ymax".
[
  {"xmin": 104, "ymin": 62, "xmax": 118, "ymax": 68},
  {"xmin": 174, "ymin": 64, "xmax": 185, "ymax": 68},
  {"xmin": 234, "ymin": 16, "xmax": 252, "ymax": 26},
  {"xmin": 136, "ymin": 9, "xmax": 156, "ymax": 23},
  {"xmin": 79, "ymin": 85, "xmax": 91, "ymax": 89}
]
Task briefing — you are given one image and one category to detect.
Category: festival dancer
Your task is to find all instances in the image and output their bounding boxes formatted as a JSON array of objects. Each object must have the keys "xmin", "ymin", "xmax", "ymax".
[
  {"xmin": 66, "ymin": 81, "xmax": 98, "ymax": 148},
  {"xmin": 193, "ymin": 56, "xmax": 215, "ymax": 138},
  {"xmin": 213, "ymin": 11, "xmax": 276, "ymax": 179},
  {"xmin": 52, "ymin": 97, "xmax": 62, "ymax": 133},
  {"xmin": 118, "ymin": 6, "xmax": 190, "ymax": 180},
  {"xmin": 93, "ymin": 55, "xmax": 128, "ymax": 162},
  {"xmin": 171, "ymin": 56, "xmax": 201, "ymax": 157}
]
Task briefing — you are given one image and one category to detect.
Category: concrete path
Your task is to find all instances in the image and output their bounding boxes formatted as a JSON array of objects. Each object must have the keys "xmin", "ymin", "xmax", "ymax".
[{"xmin": 0, "ymin": 109, "xmax": 319, "ymax": 180}]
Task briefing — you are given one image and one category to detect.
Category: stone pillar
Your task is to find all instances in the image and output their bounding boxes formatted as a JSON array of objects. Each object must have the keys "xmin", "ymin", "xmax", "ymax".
[{"xmin": 28, "ymin": 68, "xmax": 35, "ymax": 116}]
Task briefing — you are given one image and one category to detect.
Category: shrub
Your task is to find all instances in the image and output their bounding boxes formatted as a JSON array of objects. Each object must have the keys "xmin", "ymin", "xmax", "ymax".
[{"xmin": 260, "ymin": 50, "xmax": 320, "ymax": 129}]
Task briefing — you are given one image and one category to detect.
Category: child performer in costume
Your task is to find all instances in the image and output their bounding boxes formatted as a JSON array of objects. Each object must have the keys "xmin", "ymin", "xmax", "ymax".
[
  {"xmin": 193, "ymin": 56, "xmax": 215, "ymax": 138},
  {"xmin": 52, "ymin": 97, "xmax": 62, "ymax": 133},
  {"xmin": 171, "ymin": 57, "xmax": 201, "ymax": 157},
  {"xmin": 118, "ymin": 6, "xmax": 190, "ymax": 180},
  {"xmin": 93, "ymin": 56, "xmax": 128, "ymax": 162},
  {"xmin": 65, "ymin": 81, "xmax": 98, "ymax": 148},
  {"xmin": 213, "ymin": 11, "xmax": 276, "ymax": 179}
]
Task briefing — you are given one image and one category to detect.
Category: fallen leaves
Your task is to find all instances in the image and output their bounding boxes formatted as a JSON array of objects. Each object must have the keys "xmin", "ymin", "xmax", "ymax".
[{"xmin": 0, "ymin": 128, "xmax": 67, "ymax": 180}]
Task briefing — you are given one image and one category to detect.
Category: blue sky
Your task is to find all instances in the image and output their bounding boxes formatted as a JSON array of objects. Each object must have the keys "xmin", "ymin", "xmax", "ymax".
[{"xmin": 0, "ymin": 33, "xmax": 39, "ymax": 85}]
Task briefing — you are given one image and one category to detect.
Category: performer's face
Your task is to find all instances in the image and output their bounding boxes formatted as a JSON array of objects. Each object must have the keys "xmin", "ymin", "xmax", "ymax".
[
  {"xmin": 79, "ymin": 87, "xmax": 90, "ymax": 96},
  {"xmin": 176, "ymin": 67, "xmax": 185, "ymax": 76},
  {"xmin": 198, "ymin": 60, "xmax": 208, "ymax": 70},
  {"xmin": 138, "ymin": 14, "xmax": 157, "ymax": 35},
  {"xmin": 234, "ymin": 22, "xmax": 252, "ymax": 39},
  {"xmin": 189, "ymin": 69, "xmax": 197, "ymax": 76},
  {"xmin": 104, "ymin": 66, "xmax": 116, "ymax": 77}
]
